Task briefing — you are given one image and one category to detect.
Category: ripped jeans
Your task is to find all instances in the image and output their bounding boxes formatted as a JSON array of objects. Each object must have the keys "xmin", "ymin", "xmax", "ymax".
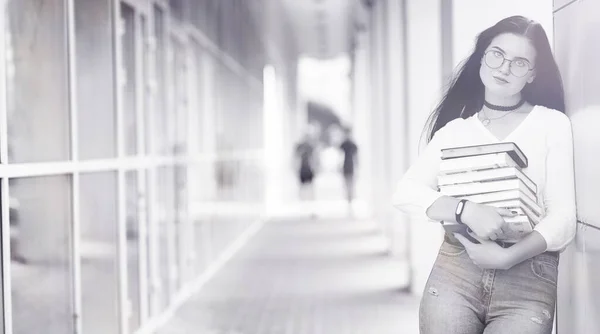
[{"xmin": 419, "ymin": 238, "xmax": 559, "ymax": 334}]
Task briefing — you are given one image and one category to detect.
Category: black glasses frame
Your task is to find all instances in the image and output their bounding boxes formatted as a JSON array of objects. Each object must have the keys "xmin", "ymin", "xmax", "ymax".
[{"xmin": 483, "ymin": 50, "xmax": 534, "ymax": 78}]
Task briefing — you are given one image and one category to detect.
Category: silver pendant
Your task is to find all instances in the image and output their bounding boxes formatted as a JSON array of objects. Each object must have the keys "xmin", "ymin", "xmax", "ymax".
[{"xmin": 482, "ymin": 118, "xmax": 491, "ymax": 126}]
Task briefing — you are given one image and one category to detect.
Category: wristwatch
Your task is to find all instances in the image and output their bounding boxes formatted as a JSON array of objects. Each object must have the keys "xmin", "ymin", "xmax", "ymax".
[{"xmin": 455, "ymin": 199, "xmax": 468, "ymax": 224}]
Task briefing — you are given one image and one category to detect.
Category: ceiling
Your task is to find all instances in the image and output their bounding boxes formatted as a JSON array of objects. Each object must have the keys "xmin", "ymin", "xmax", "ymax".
[{"xmin": 281, "ymin": 0, "xmax": 368, "ymax": 59}]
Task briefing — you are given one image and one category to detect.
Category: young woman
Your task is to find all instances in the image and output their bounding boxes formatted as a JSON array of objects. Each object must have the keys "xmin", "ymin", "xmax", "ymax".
[{"xmin": 392, "ymin": 16, "xmax": 576, "ymax": 334}]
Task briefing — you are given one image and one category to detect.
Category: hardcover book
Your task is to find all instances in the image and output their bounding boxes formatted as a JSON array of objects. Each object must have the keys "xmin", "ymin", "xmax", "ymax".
[
  {"xmin": 441, "ymin": 142, "xmax": 528, "ymax": 167},
  {"xmin": 458, "ymin": 189, "xmax": 542, "ymax": 217},
  {"xmin": 439, "ymin": 178, "xmax": 536, "ymax": 203},
  {"xmin": 439, "ymin": 152, "xmax": 522, "ymax": 175},
  {"xmin": 437, "ymin": 166, "xmax": 536, "ymax": 193}
]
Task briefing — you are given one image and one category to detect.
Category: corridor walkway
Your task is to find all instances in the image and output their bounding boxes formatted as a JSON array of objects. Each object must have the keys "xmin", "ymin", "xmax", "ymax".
[{"xmin": 159, "ymin": 215, "xmax": 420, "ymax": 334}]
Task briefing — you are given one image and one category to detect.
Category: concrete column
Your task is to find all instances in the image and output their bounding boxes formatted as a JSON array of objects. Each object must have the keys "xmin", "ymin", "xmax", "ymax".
[
  {"xmin": 384, "ymin": 0, "xmax": 410, "ymax": 275},
  {"xmin": 359, "ymin": 0, "xmax": 412, "ymax": 286},
  {"xmin": 405, "ymin": 0, "xmax": 444, "ymax": 296},
  {"xmin": 357, "ymin": 0, "xmax": 412, "ymax": 288},
  {"xmin": 263, "ymin": 64, "xmax": 285, "ymax": 214},
  {"xmin": 367, "ymin": 0, "xmax": 387, "ymax": 235},
  {"xmin": 262, "ymin": 0, "xmax": 298, "ymax": 215},
  {"xmin": 274, "ymin": 71, "xmax": 293, "ymax": 205}
]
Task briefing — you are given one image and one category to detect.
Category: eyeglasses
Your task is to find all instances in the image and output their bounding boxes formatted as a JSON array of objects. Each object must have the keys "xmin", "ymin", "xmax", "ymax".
[{"xmin": 484, "ymin": 50, "xmax": 534, "ymax": 78}]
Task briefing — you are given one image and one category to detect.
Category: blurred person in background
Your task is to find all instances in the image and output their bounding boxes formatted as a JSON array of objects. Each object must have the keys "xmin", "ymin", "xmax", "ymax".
[
  {"xmin": 339, "ymin": 127, "xmax": 358, "ymax": 210},
  {"xmin": 392, "ymin": 16, "xmax": 575, "ymax": 334},
  {"xmin": 295, "ymin": 131, "xmax": 319, "ymax": 216}
]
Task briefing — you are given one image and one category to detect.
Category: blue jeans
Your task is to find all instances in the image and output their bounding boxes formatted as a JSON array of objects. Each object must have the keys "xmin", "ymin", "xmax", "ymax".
[{"xmin": 419, "ymin": 237, "xmax": 559, "ymax": 334}]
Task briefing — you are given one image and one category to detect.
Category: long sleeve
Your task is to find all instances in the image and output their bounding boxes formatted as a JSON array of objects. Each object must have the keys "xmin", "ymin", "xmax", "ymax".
[
  {"xmin": 392, "ymin": 125, "xmax": 449, "ymax": 220},
  {"xmin": 534, "ymin": 114, "xmax": 577, "ymax": 251}
]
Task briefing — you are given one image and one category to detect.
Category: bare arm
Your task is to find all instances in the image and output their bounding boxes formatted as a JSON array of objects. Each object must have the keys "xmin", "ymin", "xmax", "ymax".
[
  {"xmin": 425, "ymin": 195, "xmax": 462, "ymax": 222},
  {"xmin": 506, "ymin": 231, "xmax": 547, "ymax": 266},
  {"xmin": 532, "ymin": 114, "xmax": 577, "ymax": 251},
  {"xmin": 454, "ymin": 229, "xmax": 547, "ymax": 270}
]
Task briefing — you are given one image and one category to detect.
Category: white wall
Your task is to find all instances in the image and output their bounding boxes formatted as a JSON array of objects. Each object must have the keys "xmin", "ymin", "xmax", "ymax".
[{"xmin": 553, "ymin": 1, "xmax": 600, "ymax": 333}]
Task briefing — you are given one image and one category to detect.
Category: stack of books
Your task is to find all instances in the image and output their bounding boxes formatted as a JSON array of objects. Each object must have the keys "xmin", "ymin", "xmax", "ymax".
[{"xmin": 437, "ymin": 142, "xmax": 542, "ymax": 242}]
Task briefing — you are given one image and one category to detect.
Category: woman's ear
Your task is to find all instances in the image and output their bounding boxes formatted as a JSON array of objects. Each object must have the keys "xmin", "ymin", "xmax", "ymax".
[{"xmin": 527, "ymin": 71, "xmax": 536, "ymax": 84}]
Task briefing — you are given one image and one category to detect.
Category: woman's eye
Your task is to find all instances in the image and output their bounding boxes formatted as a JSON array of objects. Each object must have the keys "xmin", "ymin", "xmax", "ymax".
[
  {"xmin": 514, "ymin": 60, "xmax": 526, "ymax": 67},
  {"xmin": 493, "ymin": 51, "xmax": 503, "ymax": 57}
]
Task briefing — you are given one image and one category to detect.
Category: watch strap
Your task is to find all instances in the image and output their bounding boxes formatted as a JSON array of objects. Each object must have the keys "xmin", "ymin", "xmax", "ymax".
[{"xmin": 455, "ymin": 199, "xmax": 468, "ymax": 224}]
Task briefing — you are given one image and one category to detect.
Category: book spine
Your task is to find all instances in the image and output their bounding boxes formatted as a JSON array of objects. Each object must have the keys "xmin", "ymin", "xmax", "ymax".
[
  {"xmin": 441, "ymin": 143, "xmax": 527, "ymax": 167},
  {"xmin": 514, "ymin": 168, "xmax": 537, "ymax": 193}
]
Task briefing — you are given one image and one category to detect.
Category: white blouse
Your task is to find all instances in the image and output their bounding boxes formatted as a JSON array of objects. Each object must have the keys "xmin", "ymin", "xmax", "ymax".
[{"xmin": 392, "ymin": 105, "xmax": 577, "ymax": 252}]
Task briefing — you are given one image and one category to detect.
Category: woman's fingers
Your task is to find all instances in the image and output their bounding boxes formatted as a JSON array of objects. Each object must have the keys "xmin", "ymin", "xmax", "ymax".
[{"xmin": 496, "ymin": 207, "xmax": 518, "ymax": 217}]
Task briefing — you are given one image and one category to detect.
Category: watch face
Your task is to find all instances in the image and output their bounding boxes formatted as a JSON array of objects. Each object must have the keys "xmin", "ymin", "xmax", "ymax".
[{"xmin": 456, "ymin": 201, "xmax": 464, "ymax": 215}]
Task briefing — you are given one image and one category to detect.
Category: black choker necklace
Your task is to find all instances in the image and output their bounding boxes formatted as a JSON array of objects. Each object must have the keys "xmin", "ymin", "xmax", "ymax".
[{"xmin": 484, "ymin": 99, "xmax": 525, "ymax": 111}]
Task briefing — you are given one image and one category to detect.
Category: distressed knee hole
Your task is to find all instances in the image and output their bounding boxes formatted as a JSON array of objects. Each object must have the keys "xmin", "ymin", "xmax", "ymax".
[
  {"xmin": 530, "ymin": 309, "xmax": 552, "ymax": 325},
  {"xmin": 542, "ymin": 309, "xmax": 551, "ymax": 319}
]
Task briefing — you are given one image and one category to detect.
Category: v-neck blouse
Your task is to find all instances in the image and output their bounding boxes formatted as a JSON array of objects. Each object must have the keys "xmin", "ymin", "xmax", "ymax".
[
  {"xmin": 392, "ymin": 105, "xmax": 576, "ymax": 252},
  {"xmin": 474, "ymin": 105, "xmax": 538, "ymax": 142}
]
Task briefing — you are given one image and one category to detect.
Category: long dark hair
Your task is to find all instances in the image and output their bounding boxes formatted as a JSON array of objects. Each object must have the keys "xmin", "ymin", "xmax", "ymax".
[{"xmin": 425, "ymin": 15, "xmax": 565, "ymax": 142}]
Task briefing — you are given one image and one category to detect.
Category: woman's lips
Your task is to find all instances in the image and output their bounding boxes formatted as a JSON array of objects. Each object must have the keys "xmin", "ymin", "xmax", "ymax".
[{"xmin": 493, "ymin": 76, "xmax": 509, "ymax": 84}]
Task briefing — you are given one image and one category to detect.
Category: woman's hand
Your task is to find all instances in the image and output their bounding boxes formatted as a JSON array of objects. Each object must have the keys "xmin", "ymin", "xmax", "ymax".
[
  {"xmin": 461, "ymin": 202, "xmax": 517, "ymax": 240},
  {"xmin": 454, "ymin": 233, "xmax": 515, "ymax": 270}
]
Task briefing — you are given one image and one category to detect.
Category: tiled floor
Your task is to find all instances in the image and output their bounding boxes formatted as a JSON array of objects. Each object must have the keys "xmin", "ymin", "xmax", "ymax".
[{"xmin": 159, "ymin": 217, "xmax": 420, "ymax": 334}]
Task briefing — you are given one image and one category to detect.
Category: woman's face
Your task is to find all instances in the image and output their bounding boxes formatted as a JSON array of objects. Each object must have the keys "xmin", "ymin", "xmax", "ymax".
[{"xmin": 479, "ymin": 33, "xmax": 536, "ymax": 97}]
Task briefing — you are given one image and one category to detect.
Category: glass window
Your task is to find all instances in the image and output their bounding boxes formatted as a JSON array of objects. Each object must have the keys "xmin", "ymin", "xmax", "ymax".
[
  {"xmin": 174, "ymin": 164, "xmax": 191, "ymax": 285},
  {"xmin": 153, "ymin": 5, "xmax": 168, "ymax": 155},
  {"xmin": 170, "ymin": 37, "xmax": 188, "ymax": 156},
  {"xmin": 9, "ymin": 176, "xmax": 74, "ymax": 334},
  {"xmin": 5, "ymin": 0, "xmax": 71, "ymax": 163},
  {"xmin": 199, "ymin": 53, "xmax": 218, "ymax": 155},
  {"xmin": 75, "ymin": 0, "xmax": 117, "ymax": 159},
  {"xmin": 0, "ymin": 181, "xmax": 4, "ymax": 330},
  {"xmin": 208, "ymin": 0, "xmax": 220, "ymax": 42},
  {"xmin": 145, "ymin": 169, "xmax": 161, "ymax": 317},
  {"xmin": 125, "ymin": 171, "xmax": 142, "ymax": 332},
  {"xmin": 192, "ymin": 217, "xmax": 210, "ymax": 277},
  {"xmin": 190, "ymin": 159, "xmax": 216, "ymax": 277},
  {"xmin": 156, "ymin": 166, "xmax": 176, "ymax": 304},
  {"xmin": 187, "ymin": 43, "xmax": 202, "ymax": 155},
  {"xmin": 120, "ymin": 3, "xmax": 138, "ymax": 156},
  {"xmin": 141, "ymin": 15, "xmax": 151, "ymax": 155},
  {"xmin": 80, "ymin": 172, "xmax": 119, "ymax": 334}
]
